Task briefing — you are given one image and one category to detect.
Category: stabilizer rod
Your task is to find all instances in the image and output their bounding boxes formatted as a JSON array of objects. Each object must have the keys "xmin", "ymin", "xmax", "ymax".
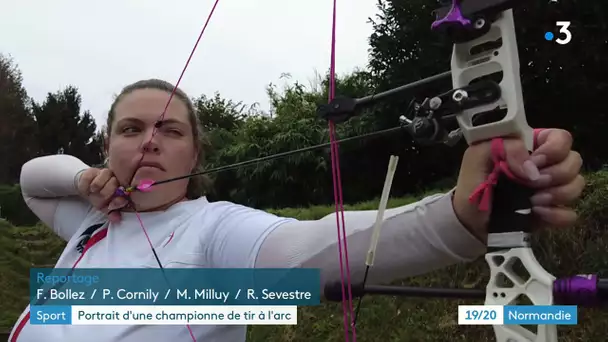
[
  {"xmin": 325, "ymin": 274, "xmax": 608, "ymax": 307},
  {"xmin": 316, "ymin": 71, "xmax": 451, "ymax": 123}
]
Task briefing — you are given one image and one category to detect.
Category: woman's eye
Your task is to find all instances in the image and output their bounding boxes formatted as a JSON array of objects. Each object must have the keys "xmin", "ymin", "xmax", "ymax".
[
  {"xmin": 122, "ymin": 126, "xmax": 139, "ymax": 133},
  {"xmin": 165, "ymin": 128, "xmax": 183, "ymax": 136},
  {"xmin": 118, "ymin": 125, "xmax": 181, "ymax": 136}
]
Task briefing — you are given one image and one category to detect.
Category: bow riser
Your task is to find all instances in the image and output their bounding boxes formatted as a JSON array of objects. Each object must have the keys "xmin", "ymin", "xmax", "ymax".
[
  {"xmin": 445, "ymin": 6, "xmax": 556, "ymax": 342},
  {"xmin": 450, "ymin": 9, "xmax": 533, "ymax": 150},
  {"xmin": 486, "ymin": 247, "xmax": 557, "ymax": 341}
]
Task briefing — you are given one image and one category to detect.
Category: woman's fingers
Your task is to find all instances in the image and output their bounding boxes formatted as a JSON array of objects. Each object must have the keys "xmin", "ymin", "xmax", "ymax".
[
  {"xmin": 527, "ymin": 151, "xmax": 583, "ymax": 189},
  {"xmin": 76, "ymin": 168, "xmax": 126, "ymax": 224},
  {"xmin": 102, "ymin": 192, "xmax": 128, "ymax": 224},
  {"xmin": 77, "ymin": 168, "xmax": 100, "ymax": 197},
  {"xmin": 533, "ymin": 206, "xmax": 578, "ymax": 228},
  {"xmin": 108, "ymin": 197, "xmax": 129, "ymax": 211},
  {"xmin": 531, "ymin": 129, "xmax": 573, "ymax": 168},
  {"xmin": 538, "ymin": 151, "xmax": 583, "ymax": 186},
  {"xmin": 101, "ymin": 179, "xmax": 129, "ymax": 214},
  {"xmin": 98, "ymin": 176, "xmax": 120, "ymax": 202},
  {"xmin": 531, "ymin": 174, "xmax": 585, "ymax": 207},
  {"xmin": 90, "ymin": 169, "xmax": 114, "ymax": 193}
]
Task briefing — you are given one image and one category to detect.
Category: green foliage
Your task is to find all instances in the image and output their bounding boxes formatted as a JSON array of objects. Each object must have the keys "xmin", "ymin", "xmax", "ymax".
[
  {"xmin": 0, "ymin": 184, "xmax": 37, "ymax": 226},
  {"xmin": 1, "ymin": 1, "xmax": 604, "ymax": 211},
  {"xmin": 0, "ymin": 220, "xmax": 65, "ymax": 331},
  {"xmin": 0, "ymin": 54, "xmax": 38, "ymax": 184},
  {"xmin": 205, "ymin": 71, "xmax": 385, "ymax": 208},
  {"xmin": 1, "ymin": 171, "xmax": 607, "ymax": 341},
  {"xmin": 1, "ymin": 0, "xmax": 608, "ymax": 339},
  {"xmin": 0, "ymin": 55, "xmax": 103, "ymax": 184},
  {"xmin": 31, "ymin": 86, "xmax": 103, "ymax": 166},
  {"xmin": 368, "ymin": 0, "xmax": 608, "ymax": 173}
]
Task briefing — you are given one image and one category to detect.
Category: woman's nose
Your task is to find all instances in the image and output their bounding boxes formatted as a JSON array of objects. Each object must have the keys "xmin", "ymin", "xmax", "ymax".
[
  {"xmin": 143, "ymin": 144, "xmax": 159, "ymax": 153},
  {"xmin": 141, "ymin": 129, "xmax": 161, "ymax": 153}
]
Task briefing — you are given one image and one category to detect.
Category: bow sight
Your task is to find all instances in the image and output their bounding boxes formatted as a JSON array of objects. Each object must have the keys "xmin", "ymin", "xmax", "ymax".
[
  {"xmin": 318, "ymin": 0, "xmax": 516, "ymax": 147},
  {"xmin": 317, "ymin": 70, "xmax": 466, "ymax": 146},
  {"xmin": 317, "ymin": 71, "xmax": 501, "ymax": 146}
]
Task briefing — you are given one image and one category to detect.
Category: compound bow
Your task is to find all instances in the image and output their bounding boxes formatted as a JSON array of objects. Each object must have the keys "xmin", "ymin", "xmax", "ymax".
[
  {"xmin": 318, "ymin": 1, "xmax": 607, "ymax": 342},
  {"xmin": 37, "ymin": 2, "xmax": 604, "ymax": 342}
]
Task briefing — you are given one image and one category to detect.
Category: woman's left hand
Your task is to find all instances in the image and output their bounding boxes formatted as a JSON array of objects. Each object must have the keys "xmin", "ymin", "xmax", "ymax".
[{"xmin": 452, "ymin": 128, "xmax": 585, "ymax": 241}]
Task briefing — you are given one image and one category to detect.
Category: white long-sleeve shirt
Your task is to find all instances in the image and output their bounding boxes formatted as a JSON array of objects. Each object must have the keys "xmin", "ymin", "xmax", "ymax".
[{"xmin": 10, "ymin": 154, "xmax": 486, "ymax": 342}]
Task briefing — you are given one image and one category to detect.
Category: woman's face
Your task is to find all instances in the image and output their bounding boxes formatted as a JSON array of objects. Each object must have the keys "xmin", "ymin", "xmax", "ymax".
[{"xmin": 107, "ymin": 88, "xmax": 197, "ymax": 199}]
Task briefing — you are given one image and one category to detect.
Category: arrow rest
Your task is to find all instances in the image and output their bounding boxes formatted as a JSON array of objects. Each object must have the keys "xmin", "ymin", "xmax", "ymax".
[{"xmin": 400, "ymin": 79, "xmax": 502, "ymax": 146}]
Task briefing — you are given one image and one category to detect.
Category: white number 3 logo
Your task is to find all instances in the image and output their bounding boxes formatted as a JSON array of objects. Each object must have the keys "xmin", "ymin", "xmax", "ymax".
[{"xmin": 555, "ymin": 21, "xmax": 572, "ymax": 45}]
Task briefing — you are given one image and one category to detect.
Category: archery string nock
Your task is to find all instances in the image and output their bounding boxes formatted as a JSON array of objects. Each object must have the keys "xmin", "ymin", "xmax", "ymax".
[
  {"xmin": 114, "ymin": 179, "xmax": 155, "ymax": 197},
  {"xmin": 109, "ymin": 179, "xmax": 156, "ymax": 216}
]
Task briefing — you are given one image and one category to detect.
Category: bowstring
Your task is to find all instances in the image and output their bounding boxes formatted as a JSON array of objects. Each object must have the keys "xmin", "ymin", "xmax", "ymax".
[
  {"xmin": 114, "ymin": 2, "xmax": 359, "ymax": 342},
  {"xmin": 116, "ymin": 2, "xmax": 222, "ymax": 341},
  {"xmin": 327, "ymin": 0, "xmax": 357, "ymax": 341}
]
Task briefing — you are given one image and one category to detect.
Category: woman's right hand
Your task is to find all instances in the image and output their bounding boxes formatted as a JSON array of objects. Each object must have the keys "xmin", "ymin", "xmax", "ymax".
[{"xmin": 77, "ymin": 168, "xmax": 128, "ymax": 223}]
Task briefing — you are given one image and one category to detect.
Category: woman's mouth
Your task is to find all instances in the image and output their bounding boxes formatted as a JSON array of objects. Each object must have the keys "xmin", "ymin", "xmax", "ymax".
[{"xmin": 138, "ymin": 162, "xmax": 165, "ymax": 171}]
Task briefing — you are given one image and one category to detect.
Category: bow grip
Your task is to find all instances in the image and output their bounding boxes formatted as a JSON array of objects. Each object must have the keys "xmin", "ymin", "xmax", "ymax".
[{"xmin": 487, "ymin": 172, "xmax": 535, "ymax": 245}]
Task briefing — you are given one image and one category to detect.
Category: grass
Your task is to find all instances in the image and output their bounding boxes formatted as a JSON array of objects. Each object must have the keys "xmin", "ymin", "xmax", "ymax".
[{"xmin": 2, "ymin": 171, "xmax": 608, "ymax": 341}]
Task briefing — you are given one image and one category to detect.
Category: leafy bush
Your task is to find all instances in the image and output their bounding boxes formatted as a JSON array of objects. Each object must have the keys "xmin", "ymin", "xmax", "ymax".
[{"xmin": 0, "ymin": 185, "xmax": 38, "ymax": 226}]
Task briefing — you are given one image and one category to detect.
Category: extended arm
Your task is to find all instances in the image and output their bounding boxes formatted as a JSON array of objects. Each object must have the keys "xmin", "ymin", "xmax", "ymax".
[{"xmin": 255, "ymin": 192, "xmax": 486, "ymax": 290}]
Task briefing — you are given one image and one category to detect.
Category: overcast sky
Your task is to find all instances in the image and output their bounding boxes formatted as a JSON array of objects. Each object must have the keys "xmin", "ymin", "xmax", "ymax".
[{"xmin": 2, "ymin": 0, "xmax": 379, "ymax": 128}]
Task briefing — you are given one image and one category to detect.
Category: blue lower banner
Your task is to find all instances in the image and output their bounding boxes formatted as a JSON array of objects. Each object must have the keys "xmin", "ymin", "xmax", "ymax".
[
  {"xmin": 458, "ymin": 305, "xmax": 578, "ymax": 325},
  {"xmin": 30, "ymin": 268, "xmax": 320, "ymax": 306},
  {"xmin": 503, "ymin": 305, "xmax": 577, "ymax": 325},
  {"xmin": 31, "ymin": 306, "xmax": 72, "ymax": 325},
  {"xmin": 30, "ymin": 305, "xmax": 298, "ymax": 325}
]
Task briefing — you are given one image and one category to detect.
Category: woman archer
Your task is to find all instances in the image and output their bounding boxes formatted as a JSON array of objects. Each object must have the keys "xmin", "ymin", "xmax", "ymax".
[{"xmin": 10, "ymin": 78, "xmax": 584, "ymax": 342}]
